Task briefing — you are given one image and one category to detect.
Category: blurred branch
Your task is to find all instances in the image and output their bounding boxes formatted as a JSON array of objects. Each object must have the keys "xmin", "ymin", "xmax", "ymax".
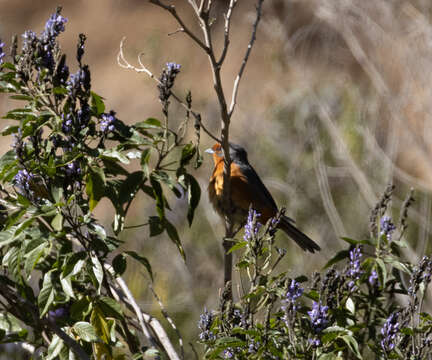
[
  {"xmin": 312, "ymin": 134, "xmax": 347, "ymax": 238},
  {"xmin": 150, "ymin": 285, "xmax": 185, "ymax": 359},
  {"xmin": 104, "ymin": 263, "xmax": 181, "ymax": 360}
]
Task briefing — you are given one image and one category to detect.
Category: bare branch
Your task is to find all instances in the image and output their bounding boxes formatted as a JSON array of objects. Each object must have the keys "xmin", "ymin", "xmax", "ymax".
[
  {"xmin": 117, "ymin": 37, "xmax": 220, "ymax": 142},
  {"xmin": 228, "ymin": 0, "xmax": 264, "ymax": 118},
  {"xmin": 149, "ymin": 0, "xmax": 209, "ymax": 53},
  {"xmin": 218, "ymin": 0, "xmax": 238, "ymax": 66}
]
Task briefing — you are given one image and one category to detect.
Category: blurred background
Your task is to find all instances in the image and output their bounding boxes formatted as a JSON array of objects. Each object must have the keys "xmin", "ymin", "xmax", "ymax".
[{"xmin": 2, "ymin": 0, "xmax": 432, "ymax": 357}]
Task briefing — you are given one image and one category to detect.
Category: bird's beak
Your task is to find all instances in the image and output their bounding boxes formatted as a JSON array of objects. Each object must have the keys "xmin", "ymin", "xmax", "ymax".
[{"xmin": 205, "ymin": 148, "xmax": 215, "ymax": 154}]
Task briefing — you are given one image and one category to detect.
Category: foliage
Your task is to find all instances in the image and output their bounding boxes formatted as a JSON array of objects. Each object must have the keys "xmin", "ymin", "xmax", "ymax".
[
  {"xmin": 199, "ymin": 187, "xmax": 432, "ymax": 359},
  {"xmin": 0, "ymin": 7, "xmax": 200, "ymax": 359}
]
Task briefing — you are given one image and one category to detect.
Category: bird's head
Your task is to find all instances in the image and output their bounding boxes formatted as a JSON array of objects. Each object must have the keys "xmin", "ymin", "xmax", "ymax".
[{"xmin": 205, "ymin": 142, "xmax": 249, "ymax": 165}]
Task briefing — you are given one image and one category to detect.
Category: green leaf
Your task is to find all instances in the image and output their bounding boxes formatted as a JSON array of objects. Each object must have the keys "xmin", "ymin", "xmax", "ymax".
[
  {"xmin": 46, "ymin": 334, "xmax": 64, "ymax": 360},
  {"xmin": 346, "ymin": 297, "xmax": 355, "ymax": 315},
  {"xmin": 125, "ymin": 251, "xmax": 153, "ymax": 281},
  {"xmin": 91, "ymin": 307, "xmax": 110, "ymax": 343},
  {"xmin": 149, "ymin": 216, "xmax": 164, "ymax": 236},
  {"xmin": 180, "ymin": 143, "xmax": 196, "ymax": 167},
  {"xmin": 73, "ymin": 321, "xmax": 99, "ymax": 342},
  {"xmin": 119, "ymin": 171, "xmax": 145, "ymax": 205},
  {"xmin": 186, "ymin": 174, "xmax": 201, "ymax": 226},
  {"xmin": 100, "ymin": 148, "xmax": 130, "ymax": 164},
  {"xmin": 60, "ymin": 276, "xmax": 75, "ymax": 299},
  {"xmin": 38, "ymin": 272, "xmax": 55, "ymax": 317},
  {"xmin": 2, "ymin": 125, "xmax": 19, "ymax": 135},
  {"xmin": 150, "ymin": 175, "xmax": 164, "ymax": 219},
  {"xmin": 91, "ymin": 91, "xmax": 106, "ymax": 115},
  {"xmin": 135, "ymin": 118, "xmax": 162, "ymax": 129},
  {"xmin": 341, "ymin": 335, "xmax": 362, "ymax": 359},
  {"xmin": 112, "ymin": 253, "xmax": 127, "ymax": 276},
  {"xmin": 98, "ymin": 296, "xmax": 123, "ymax": 319},
  {"xmin": 70, "ymin": 296, "xmax": 92, "ymax": 320},
  {"xmin": 228, "ymin": 241, "xmax": 248, "ymax": 254},
  {"xmin": 86, "ymin": 167, "xmax": 106, "ymax": 211},
  {"xmin": 324, "ymin": 250, "xmax": 350, "ymax": 269},
  {"xmin": 24, "ymin": 241, "xmax": 47, "ymax": 276},
  {"xmin": 51, "ymin": 212, "xmax": 63, "ymax": 231},
  {"xmin": 90, "ymin": 254, "xmax": 104, "ymax": 294},
  {"xmin": 164, "ymin": 219, "xmax": 185, "ymax": 260}
]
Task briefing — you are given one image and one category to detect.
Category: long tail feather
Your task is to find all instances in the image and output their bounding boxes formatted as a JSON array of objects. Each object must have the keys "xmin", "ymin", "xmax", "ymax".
[{"xmin": 279, "ymin": 216, "xmax": 320, "ymax": 253}]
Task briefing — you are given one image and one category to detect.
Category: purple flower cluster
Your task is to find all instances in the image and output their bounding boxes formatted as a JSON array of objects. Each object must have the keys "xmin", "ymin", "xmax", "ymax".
[
  {"xmin": 198, "ymin": 308, "xmax": 215, "ymax": 341},
  {"xmin": 244, "ymin": 208, "xmax": 261, "ymax": 241},
  {"xmin": 308, "ymin": 301, "xmax": 329, "ymax": 333},
  {"xmin": 101, "ymin": 111, "xmax": 117, "ymax": 133},
  {"xmin": 381, "ymin": 312, "xmax": 400, "ymax": 352},
  {"xmin": 380, "ymin": 216, "xmax": 396, "ymax": 240},
  {"xmin": 65, "ymin": 161, "xmax": 81, "ymax": 177},
  {"xmin": 42, "ymin": 12, "xmax": 68, "ymax": 41},
  {"xmin": 0, "ymin": 40, "xmax": 5, "ymax": 64},
  {"xmin": 158, "ymin": 62, "xmax": 181, "ymax": 104},
  {"xmin": 347, "ymin": 246, "xmax": 363, "ymax": 290},
  {"xmin": 67, "ymin": 67, "xmax": 90, "ymax": 95},
  {"xmin": 13, "ymin": 169, "xmax": 35, "ymax": 196},
  {"xmin": 282, "ymin": 279, "xmax": 304, "ymax": 311}
]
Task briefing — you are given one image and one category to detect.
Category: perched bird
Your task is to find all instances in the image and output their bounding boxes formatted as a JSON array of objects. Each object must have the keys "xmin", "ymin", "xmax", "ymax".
[{"xmin": 206, "ymin": 142, "xmax": 320, "ymax": 253}]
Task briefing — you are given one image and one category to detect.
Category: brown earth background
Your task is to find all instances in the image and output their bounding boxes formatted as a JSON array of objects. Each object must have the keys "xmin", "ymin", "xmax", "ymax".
[{"xmin": 2, "ymin": 0, "xmax": 432, "ymax": 357}]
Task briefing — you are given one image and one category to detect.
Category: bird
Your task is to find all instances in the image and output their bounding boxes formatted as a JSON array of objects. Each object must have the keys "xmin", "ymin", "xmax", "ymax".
[{"xmin": 206, "ymin": 142, "xmax": 320, "ymax": 253}]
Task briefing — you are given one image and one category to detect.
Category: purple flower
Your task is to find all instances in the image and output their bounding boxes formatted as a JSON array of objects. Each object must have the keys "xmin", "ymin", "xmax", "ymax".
[
  {"xmin": 198, "ymin": 308, "xmax": 215, "ymax": 341},
  {"xmin": 244, "ymin": 208, "xmax": 261, "ymax": 241},
  {"xmin": 0, "ymin": 40, "xmax": 5, "ymax": 64},
  {"xmin": 101, "ymin": 111, "xmax": 117, "ymax": 133},
  {"xmin": 158, "ymin": 62, "xmax": 181, "ymax": 103},
  {"xmin": 381, "ymin": 312, "xmax": 400, "ymax": 352},
  {"xmin": 369, "ymin": 270, "xmax": 378, "ymax": 286},
  {"xmin": 380, "ymin": 216, "xmax": 396, "ymax": 241},
  {"xmin": 62, "ymin": 114, "xmax": 73, "ymax": 134},
  {"xmin": 223, "ymin": 348, "xmax": 234, "ymax": 359},
  {"xmin": 14, "ymin": 169, "xmax": 36, "ymax": 198},
  {"xmin": 42, "ymin": 12, "xmax": 68, "ymax": 41},
  {"xmin": 65, "ymin": 161, "xmax": 81, "ymax": 177},
  {"xmin": 308, "ymin": 338, "xmax": 321, "ymax": 347},
  {"xmin": 282, "ymin": 279, "xmax": 304, "ymax": 311},
  {"xmin": 347, "ymin": 246, "xmax": 363, "ymax": 290},
  {"xmin": 22, "ymin": 30, "xmax": 37, "ymax": 52},
  {"xmin": 308, "ymin": 301, "xmax": 329, "ymax": 333},
  {"xmin": 166, "ymin": 62, "xmax": 181, "ymax": 72},
  {"xmin": 48, "ymin": 307, "xmax": 69, "ymax": 320}
]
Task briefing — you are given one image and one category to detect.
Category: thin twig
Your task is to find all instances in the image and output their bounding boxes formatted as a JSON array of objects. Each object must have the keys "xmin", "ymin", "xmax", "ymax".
[
  {"xmin": 149, "ymin": 0, "xmax": 209, "ymax": 53},
  {"xmin": 228, "ymin": 0, "xmax": 264, "ymax": 118},
  {"xmin": 218, "ymin": 0, "xmax": 238, "ymax": 66},
  {"xmin": 117, "ymin": 37, "xmax": 220, "ymax": 142}
]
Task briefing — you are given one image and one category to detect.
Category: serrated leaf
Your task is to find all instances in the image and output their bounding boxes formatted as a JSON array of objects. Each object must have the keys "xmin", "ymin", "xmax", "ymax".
[
  {"xmin": 60, "ymin": 276, "xmax": 75, "ymax": 299},
  {"xmin": 73, "ymin": 321, "xmax": 99, "ymax": 342},
  {"xmin": 90, "ymin": 254, "xmax": 104, "ymax": 294},
  {"xmin": 91, "ymin": 307, "xmax": 110, "ymax": 343},
  {"xmin": 38, "ymin": 272, "xmax": 55, "ymax": 317},
  {"xmin": 46, "ymin": 334, "xmax": 64, "ymax": 360}
]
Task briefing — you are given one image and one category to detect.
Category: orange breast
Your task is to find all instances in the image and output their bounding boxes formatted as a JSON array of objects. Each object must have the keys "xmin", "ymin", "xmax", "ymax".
[{"xmin": 208, "ymin": 160, "xmax": 276, "ymax": 224}]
